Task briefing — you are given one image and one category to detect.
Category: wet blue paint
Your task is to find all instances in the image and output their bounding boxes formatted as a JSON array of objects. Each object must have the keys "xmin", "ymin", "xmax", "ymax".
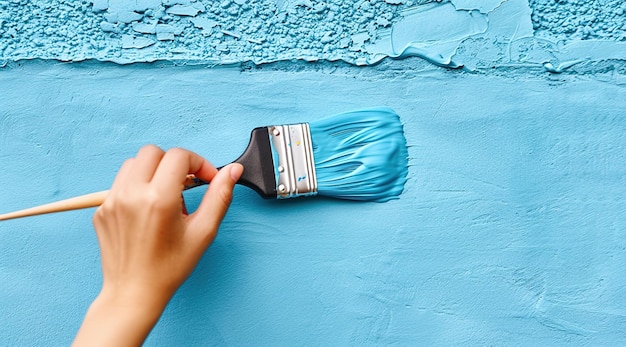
[{"xmin": 311, "ymin": 108, "xmax": 408, "ymax": 202}]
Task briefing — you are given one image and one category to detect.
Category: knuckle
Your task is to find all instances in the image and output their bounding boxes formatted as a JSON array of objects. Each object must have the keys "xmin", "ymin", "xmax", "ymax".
[
  {"xmin": 133, "ymin": 145, "xmax": 165, "ymax": 168},
  {"xmin": 145, "ymin": 189, "xmax": 177, "ymax": 211},
  {"xmin": 121, "ymin": 158, "xmax": 135, "ymax": 169},
  {"xmin": 136, "ymin": 146, "xmax": 150, "ymax": 157},
  {"xmin": 102, "ymin": 198, "xmax": 119, "ymax": 213},
  {"xmin": 142, "ymin": 144, "xmax": 164, "ymax": 154},
  {"xmin": 92, "ymin": 207, "xmax": 104, "ymax": 225},
  {"xmin": 144, "ymin": 144, "xmax": 161, "ymax": 152},
  {"xmin": 166, "ymin": 147, "xmax": 187, "ymax": 159},
  {"xmin": 93, "ymin": 200, "xmax": 114, "ymax": 224}
]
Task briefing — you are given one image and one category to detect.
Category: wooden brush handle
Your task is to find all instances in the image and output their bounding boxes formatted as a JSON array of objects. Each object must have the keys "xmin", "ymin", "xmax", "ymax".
[
  {"xmin": 0, "ymin": 175, "xmax": 208, "ymax": 222},
  {"xmin": 0, "ymin": 190, "xmax": 109, "ymax": 221}
]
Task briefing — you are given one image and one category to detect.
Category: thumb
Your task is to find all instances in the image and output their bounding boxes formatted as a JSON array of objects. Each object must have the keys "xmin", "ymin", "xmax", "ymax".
[{"xmin": 188, "ymin": 163, "xmax": 243, "ymax": 244}]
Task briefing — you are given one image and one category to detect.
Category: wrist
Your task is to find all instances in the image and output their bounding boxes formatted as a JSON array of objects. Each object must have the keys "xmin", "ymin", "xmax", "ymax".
[
  {"xmin": 97, "ymin": 282, "xmax": 172, "ymax": 318},
  {"xmin": 73, "ymin": 286, "xmax": 171, "ymax": 347}
]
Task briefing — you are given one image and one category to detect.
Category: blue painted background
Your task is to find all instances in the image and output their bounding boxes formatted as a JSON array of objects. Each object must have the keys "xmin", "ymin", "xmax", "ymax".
[
  {"xmin": 2, "ymin": 0, "xmax": 626, "ymax": 345},
  {"xmin": 2, "ymin": 61, "xmax": 625, "ymax": 345}
]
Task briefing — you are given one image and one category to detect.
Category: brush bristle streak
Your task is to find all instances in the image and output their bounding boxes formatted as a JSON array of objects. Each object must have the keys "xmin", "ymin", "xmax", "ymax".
[
  {"xmin": 268, "ymin": 123, "xmax": 318, "ymax": 199},
  {"xmin": 310, "ymin": 107, "xmax": 408, "ymax": 202}
]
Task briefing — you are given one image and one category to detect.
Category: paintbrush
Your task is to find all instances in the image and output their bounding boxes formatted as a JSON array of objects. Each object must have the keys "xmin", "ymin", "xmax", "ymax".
[{"xmin": 0, "ymin": 107, "xmax": 408, "ymax": 221}]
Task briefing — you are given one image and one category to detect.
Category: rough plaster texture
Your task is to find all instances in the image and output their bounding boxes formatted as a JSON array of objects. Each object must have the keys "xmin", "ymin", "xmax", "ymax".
[
  {"xmin": 1, "ymin": 0, "xmax": 626, "ymax": 345},
  {"xmin": 1, "ymin": 0, "xmax": 625, "ymax": 71}
]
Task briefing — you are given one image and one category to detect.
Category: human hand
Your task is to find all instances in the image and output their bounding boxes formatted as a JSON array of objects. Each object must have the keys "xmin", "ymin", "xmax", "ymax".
[{"xmin": 73, "ymin": 145, "xmax": 243, "ymax": 347}]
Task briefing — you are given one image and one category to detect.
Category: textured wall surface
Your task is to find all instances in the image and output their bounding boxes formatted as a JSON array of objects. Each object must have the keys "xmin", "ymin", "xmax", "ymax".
[{"xmin": 1, "ymin": 0, "xmax": 626, "ymax": 345}]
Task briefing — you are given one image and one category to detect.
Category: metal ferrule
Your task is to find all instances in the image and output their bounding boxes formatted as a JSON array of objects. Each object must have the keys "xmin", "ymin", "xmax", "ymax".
[{"xmin": 269, "ymin": 123, "xmax": 318, "ymax": 199}]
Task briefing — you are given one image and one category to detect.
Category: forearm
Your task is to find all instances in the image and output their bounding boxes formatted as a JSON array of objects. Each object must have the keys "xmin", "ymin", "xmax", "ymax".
[{"xmin": 73, "ymin": 287, "xmax": 170, "ymax": 347}]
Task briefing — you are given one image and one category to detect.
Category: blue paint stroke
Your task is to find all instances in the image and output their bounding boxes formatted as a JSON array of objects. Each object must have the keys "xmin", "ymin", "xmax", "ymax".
[{"xmin": 310, "ymin": 107, "xmax": 408, "ymax": 202}]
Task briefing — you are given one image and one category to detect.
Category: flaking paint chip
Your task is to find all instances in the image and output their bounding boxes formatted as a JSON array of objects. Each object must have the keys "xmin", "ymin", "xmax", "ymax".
[
  {"xmin": 166, "ymin": 5, "xmax": 201, "ymax": 16},
  {"xmin": 121, "ymin": 35, "xmax": 155, "ymax": 49},
  {"xmin": 156, "ymin": 32, "xmax": 175, "ymax": 41}
]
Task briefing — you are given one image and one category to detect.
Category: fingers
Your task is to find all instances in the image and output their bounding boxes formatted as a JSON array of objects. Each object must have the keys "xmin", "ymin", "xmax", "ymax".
[
  {"xmin": 109, "ymin": 145, "xmax": 164, "ymax": 195},
  {"xmin": 110, "ymin": 145, "xmax": 221, "ymax": 200},
  {"xmin": 108, "ymin": 145, "xmax": 239, "ymax": 228},
  {"xmin": 187, "ymin": 163, "xmax": 243, "ymax": 245},
  {"xmin": 133, "ymin": 145, "xmax": 166, "ymax": 182},
  {"xmin": 109, "ymin": 158, "xmax": 136, "ymax": 194},
  {"xmin": 151, "ymin": 148, "xmax": 218, "ymax": 197}
]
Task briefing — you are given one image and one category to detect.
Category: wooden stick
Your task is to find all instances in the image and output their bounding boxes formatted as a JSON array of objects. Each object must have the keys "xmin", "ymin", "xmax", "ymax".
[
  {"xmin": 0, "ymin": 175, "xmax": 209, "ymax": 222},
  {"xmin": 0, "ymin": 190, "xmax": 109, "ymax": 221}
]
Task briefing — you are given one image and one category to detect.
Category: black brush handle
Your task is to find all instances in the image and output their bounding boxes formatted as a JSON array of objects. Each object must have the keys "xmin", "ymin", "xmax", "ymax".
[
  {"xmin": 231, "ymin": 127, "xmax": 276, "ymax": 199},
  {"xmin": 185, "ymin": 127, "xmax": 277, "ymax": 199}
]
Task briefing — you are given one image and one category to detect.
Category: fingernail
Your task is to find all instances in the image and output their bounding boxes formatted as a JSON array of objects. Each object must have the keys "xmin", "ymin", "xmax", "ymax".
[{"xmin": 230, "ymin": 163, "xmax": 244, "ymax": 182}]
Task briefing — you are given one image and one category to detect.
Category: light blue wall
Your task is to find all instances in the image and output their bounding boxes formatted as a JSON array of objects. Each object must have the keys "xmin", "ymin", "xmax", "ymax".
[
  {"xmin": 2, "ymin": 61, "xmax": 626, "ymax": 345},
  {"xmin": 1, "ymin": 0, "xmax": 626, "ymax": 345}
]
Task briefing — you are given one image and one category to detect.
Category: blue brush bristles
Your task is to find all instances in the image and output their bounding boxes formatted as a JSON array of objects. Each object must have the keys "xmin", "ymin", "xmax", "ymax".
[{"xmin": 310, "ymin": 107, "xmax": 409, "ymax": 202}]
